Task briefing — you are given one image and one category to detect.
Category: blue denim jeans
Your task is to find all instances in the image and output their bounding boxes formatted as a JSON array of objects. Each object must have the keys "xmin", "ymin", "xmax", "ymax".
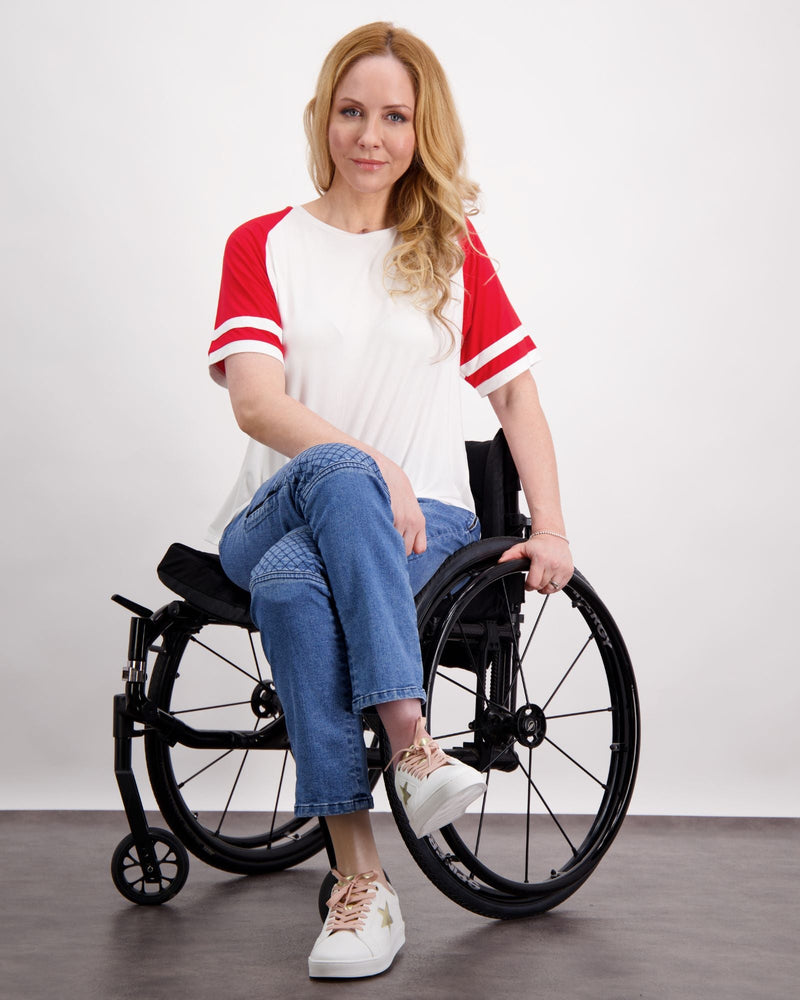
[{"xmin": 218, "ymin": 443, "xmax": 481, "ymax": 817}]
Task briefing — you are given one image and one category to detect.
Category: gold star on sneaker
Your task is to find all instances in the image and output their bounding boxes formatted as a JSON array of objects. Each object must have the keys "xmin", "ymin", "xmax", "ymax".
[
  {"xmin": 379, "ymin": 903, "xmax": 393, "ymax": 928},
  {"xmin": 400, "ymin": 781, "xmax": 411, "ymax": 805}
]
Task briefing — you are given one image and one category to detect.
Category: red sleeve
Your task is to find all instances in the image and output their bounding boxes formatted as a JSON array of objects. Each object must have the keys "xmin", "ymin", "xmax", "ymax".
[
  {"xmin": 208, "ymin": 209, "xmax": 291, "ymax": 386},
  {"xmin": 459, "ymin": 220, "xmax": 538, "ymax": 396}
]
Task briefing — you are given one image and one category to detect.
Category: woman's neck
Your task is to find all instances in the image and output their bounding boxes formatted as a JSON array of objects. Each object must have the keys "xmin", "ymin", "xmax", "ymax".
[{"xmin": 303, "ymin": 185, "xmax": 393, "ymax": 234}]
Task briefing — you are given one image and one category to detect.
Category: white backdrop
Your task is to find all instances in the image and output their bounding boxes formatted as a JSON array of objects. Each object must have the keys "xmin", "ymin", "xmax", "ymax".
[{"xmin": 1, "ymin": 0, "xmax": 798, "ymax": 815}]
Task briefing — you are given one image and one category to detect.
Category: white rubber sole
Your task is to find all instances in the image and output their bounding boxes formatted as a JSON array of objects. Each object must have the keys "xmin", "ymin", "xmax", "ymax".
[
  {"xmin": 308, "ymin": 930, "xmax": 406, "ymax": 979},
  {"xmin": 407, "ymin": 772, "xmax": 487, "ymax": 838}
]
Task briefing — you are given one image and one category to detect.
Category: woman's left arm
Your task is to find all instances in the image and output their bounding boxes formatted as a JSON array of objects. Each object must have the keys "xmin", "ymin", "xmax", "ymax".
[{"xmin": 489, "ymin": 370, "xmax": 574, "ymax": 593}]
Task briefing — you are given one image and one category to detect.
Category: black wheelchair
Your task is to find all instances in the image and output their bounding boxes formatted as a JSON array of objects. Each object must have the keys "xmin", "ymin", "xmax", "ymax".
[{"xmin": 111, "ymin": 431, "xmax": 639, "ymax": 919}]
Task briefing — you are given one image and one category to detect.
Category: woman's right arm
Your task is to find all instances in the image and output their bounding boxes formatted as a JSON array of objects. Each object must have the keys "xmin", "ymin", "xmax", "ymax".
[{"xmin": 225, "ymin": 352, "xmax": 427, "ymax": 555}]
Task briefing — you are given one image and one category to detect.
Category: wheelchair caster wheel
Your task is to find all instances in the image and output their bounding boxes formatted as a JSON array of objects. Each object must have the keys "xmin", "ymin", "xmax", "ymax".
[{"xmin": 111, "ymin": 827, "xmax": 189, "ymax": 905}]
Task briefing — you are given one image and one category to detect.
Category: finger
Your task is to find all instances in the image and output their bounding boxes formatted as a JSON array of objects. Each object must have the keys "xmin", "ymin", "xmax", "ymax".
[
  {"xmin": 412, "ymin": 528, "xmax": 427, "ymax": 555},
  {"xmin": 498, "ymin": 542, "xmax": 528, "ymax": 564},
  {"xmin": 527, "ymin": 570, "xmax": 547, "ymax": 592}
]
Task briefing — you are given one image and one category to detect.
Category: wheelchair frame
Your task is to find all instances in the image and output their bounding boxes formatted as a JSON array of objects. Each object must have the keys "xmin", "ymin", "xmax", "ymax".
[{"xmin": 110, "ymin": 432, "xmax": 640, "ymax": 918}]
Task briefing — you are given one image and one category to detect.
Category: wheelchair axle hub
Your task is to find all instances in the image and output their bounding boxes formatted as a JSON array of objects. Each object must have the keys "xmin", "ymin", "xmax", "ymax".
[
  {"xmin": 251, "ymin": 680, "xmax": 281, "ymax": 719},
  {"xmin": 481, "ymin": 703, "xmax": 547, "ymax": 751},
  {"xmin": 515, "ymin": 704, "xmax": 547, "ymax": 748}
]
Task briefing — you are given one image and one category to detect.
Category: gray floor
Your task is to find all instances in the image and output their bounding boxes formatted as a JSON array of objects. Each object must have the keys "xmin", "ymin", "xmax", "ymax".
[{"xmin": 1, "ymin": 812, "xmax": 797, "ymax": 1000}]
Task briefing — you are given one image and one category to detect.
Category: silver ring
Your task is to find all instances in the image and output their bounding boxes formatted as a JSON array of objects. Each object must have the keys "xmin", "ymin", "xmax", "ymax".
[{"xmin": 550, "ymin": 580, "xmax": 560, "ymax": 590}]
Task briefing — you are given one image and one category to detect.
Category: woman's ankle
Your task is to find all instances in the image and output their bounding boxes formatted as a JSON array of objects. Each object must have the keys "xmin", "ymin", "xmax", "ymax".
[
  {"xmin": 325, "ymin": 810, "xmax": 383, "ymax": 878},
  {"xmin": 375, "ymin": 699, "xmax": 424, "ymax": 757}
]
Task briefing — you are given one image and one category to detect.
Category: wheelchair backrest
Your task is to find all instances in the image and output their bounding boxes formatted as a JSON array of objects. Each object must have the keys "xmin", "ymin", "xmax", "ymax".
[{"xmin": 465, "ymin": 429, "xmax": 528, "ymax": 539}]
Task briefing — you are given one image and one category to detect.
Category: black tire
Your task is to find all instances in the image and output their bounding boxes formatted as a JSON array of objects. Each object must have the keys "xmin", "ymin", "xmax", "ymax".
[
  {"xmin": 144, "ymin": 618, "xmax": 328, "ymax": 875},
  {"xmin": 386, "ymin": 540, "xmax": 640, "ymax": 919},
  {"xmin": 111, "ymin": 827, "xmax": 189, "ymax": 905},
  {"xmin": 318, "ymin": 870, "xmax": 338, "ymax": 922}
]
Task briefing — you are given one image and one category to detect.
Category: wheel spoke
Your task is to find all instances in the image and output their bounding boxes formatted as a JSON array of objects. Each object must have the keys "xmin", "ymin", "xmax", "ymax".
[
  {"xmin": 541, "ymin": 635, "xmax": 595, "ymax": 711},
  {"xmin": 543, "ymin": 736, "xmax": 607, "ymax": 789},
  {"xmin": 547, "ymin": 707, "xmax": 612, "ymax": 720},
  {"xmin": 214, "ymin": 750, "xmax": 250, "ymax": 835},
  {"xmin": 524, "ymin": 746, "xmax": 532, "ymax": 883},
  {"xmin": 500, "ymin": 579, "xmax": 531, "ymax": 705},
  {"xmin": 177, "ymin": 748, "xmax": 235, "ymax": 789},
  {"xmin": 478, "ymin": 737, "xmax": 517, "ymax": 776},
  {"xmin": 247, "ymin": 631, "xmax": 264, "ymax": 683},
  {"xmin": 430, "ymin": 728, "xmax": 475, "ymax": 742},
  {"xmin": 456, "ymin": 619, "xmax": 481, "ymax": 675},
  {"xmin": 516, "ymin": 754, "xmax": 578, "ymax": 856},
  {"xmin": 519, "ymin": 594, "xmax": 549, "ymax": 666},
  {"xmin": 437, "ymin": 665, "xmax": 511, "ymax": 714},
  {"xmin": 267, "ymin": 750, "xmax": 290, "ymax": 848},
  {"xmin": 470, "ymin": 768, "xmax": 491, "ymax": 868},
  {"xmin": 171, "ymin": 700, "xmax": 252, "ymax": 715},
  {"xmin": 507, "ymin": 593, "xmax": 550, "ymax": 709},
  {"xmin": 188, "ymin": 635, "xmax": 260, "ymax": 683}
]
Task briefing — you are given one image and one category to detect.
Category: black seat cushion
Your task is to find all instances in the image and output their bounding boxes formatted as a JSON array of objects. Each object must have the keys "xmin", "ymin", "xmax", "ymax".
[{"xmin": 157, "ymin": 543, "xmax": 252, "ymax": 626}]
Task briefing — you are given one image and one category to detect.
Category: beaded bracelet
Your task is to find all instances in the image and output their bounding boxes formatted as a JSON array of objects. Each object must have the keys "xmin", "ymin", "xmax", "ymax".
[{"xmin": 530, "ymin": 530, "xmax": 570, "ymax": 544}]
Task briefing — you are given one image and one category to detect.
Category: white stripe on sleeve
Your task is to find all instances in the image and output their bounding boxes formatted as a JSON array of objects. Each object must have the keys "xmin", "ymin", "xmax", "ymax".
[
  {"xmin": 459, "ymin": 326, "xmax": 525, "ymax": 377},
  {"xmin": 213, "ymin": 315, "xmax": 283, "ymax": 340}
]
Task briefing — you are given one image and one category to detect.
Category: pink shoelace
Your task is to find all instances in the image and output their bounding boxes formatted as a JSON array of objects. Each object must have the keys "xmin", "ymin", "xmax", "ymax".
[
  {"xmin": 325, "ymin": 870, "xmax": 379, "ymax": 933},
  {"xmin": 386, "ymin": 718, "xmax": 450, "ymax": 779}
]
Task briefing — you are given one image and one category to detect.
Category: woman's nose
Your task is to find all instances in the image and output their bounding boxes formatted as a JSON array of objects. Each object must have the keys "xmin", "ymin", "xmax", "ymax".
[{"xmin": 357, "ymin": 115, "xmax": 381, "ymax": 148}]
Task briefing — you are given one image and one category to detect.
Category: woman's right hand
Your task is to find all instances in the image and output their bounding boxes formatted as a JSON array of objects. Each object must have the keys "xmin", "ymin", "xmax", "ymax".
[{"xmin": 376, "ymin": 457, "xmax": 427, "ymax": 556}]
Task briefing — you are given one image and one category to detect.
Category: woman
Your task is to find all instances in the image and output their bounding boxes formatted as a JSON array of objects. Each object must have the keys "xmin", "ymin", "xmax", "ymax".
[{"xmin": 208, "ymin": 22, "xmax": 573, "ymax": 979}]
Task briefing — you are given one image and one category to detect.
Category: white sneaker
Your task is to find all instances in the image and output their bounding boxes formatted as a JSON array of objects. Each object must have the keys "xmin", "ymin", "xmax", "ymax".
[
  {"xmin": 308, "ymin": 870, "xmax": 405, "ymax": 979},
  {"xmin": 389, "ymin": 718, "xmax": 487, "ymax": 838}
]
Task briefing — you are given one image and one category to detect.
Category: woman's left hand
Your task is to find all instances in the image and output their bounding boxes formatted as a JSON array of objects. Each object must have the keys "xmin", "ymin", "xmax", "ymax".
[{"xmin": 497, "ymin": 534, "xmax": 574, "ymax": 594}]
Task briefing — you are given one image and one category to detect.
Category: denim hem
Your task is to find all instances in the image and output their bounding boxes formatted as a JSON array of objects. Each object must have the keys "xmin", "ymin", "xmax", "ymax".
[
  {"xmin": 294, "ymin": 794, "xmax": 375, "ymax": 818},
  {"xmin": 250, "ymin": 569, "xmax": 324, "ymax": 585},
  {"xmin": 352, "ymin": 685, "xmax": 427, "ymax": 713}
]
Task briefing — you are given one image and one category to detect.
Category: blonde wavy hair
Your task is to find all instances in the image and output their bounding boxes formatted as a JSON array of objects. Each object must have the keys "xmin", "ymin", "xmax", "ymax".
[{"xmin": 304, "ymin": 22, "xmax": 480, "ymax": 333}]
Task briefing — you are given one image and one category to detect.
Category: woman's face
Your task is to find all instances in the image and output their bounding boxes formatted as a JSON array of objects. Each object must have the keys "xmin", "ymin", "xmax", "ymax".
[{"xmin": 327, "ymin": 54, "xmax": 416, "ymax": 201}]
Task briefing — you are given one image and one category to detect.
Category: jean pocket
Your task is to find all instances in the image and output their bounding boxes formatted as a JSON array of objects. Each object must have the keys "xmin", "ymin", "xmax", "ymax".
[{"xmin": 243, "ymin": 487, "xmax": 281, "ymax": 531}]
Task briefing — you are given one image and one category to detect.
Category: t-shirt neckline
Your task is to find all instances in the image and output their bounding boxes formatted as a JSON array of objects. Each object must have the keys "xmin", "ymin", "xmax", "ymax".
[{"xmin": 295, "ymin": 205, "xmax": 395, "ymax": 238}]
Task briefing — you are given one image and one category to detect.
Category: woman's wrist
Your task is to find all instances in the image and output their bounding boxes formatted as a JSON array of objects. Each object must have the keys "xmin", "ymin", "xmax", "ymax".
[{"xmin": 529, "ymin": 529, "xmax": 570, "ymax": 545}]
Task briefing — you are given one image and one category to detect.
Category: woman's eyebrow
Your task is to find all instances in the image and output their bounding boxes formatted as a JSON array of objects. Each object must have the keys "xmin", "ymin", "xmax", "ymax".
[{"xmin": 335, "ymin": 96, "xmax": 413, "ymax": 112}]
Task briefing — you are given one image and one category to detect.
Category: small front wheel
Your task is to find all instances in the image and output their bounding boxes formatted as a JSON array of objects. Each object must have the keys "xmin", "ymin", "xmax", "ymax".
[{"xmin": 111, "ymin": 827, "xmax": 189, "ymax": 905}]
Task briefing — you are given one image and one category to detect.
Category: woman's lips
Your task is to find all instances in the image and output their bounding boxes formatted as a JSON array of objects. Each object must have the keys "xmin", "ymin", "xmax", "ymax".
[{"xmin": 352, "ymin": 159, "xmax": 387, "ymax": 170}]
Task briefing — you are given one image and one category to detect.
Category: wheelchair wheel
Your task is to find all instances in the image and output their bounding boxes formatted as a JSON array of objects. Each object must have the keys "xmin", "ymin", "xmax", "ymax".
[
  {"xmin": 144, "ymin": 618, "xmax": 342, "ymax": 875},
  {"xmin": 387, "ymin": 547, "xmax": 640, "ymax": 919},
  {"xmin": 111, "ymin": 827, "xmax": 189, "ymax": 905}
]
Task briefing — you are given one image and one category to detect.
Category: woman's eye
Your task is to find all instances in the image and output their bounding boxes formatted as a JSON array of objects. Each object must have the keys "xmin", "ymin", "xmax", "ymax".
[
  {"xmin": 341, "ymin": 107, "xmax": 361, "ymax": 118},
  {"xmin": 387, "ymin": 112, "xmax": 408, "ymax": 124}
]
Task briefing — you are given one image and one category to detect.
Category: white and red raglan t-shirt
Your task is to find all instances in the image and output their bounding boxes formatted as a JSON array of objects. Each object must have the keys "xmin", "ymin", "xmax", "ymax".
[{"xmin": 207, "ymin": 206, "xmax": 539, "ymax": 542}]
